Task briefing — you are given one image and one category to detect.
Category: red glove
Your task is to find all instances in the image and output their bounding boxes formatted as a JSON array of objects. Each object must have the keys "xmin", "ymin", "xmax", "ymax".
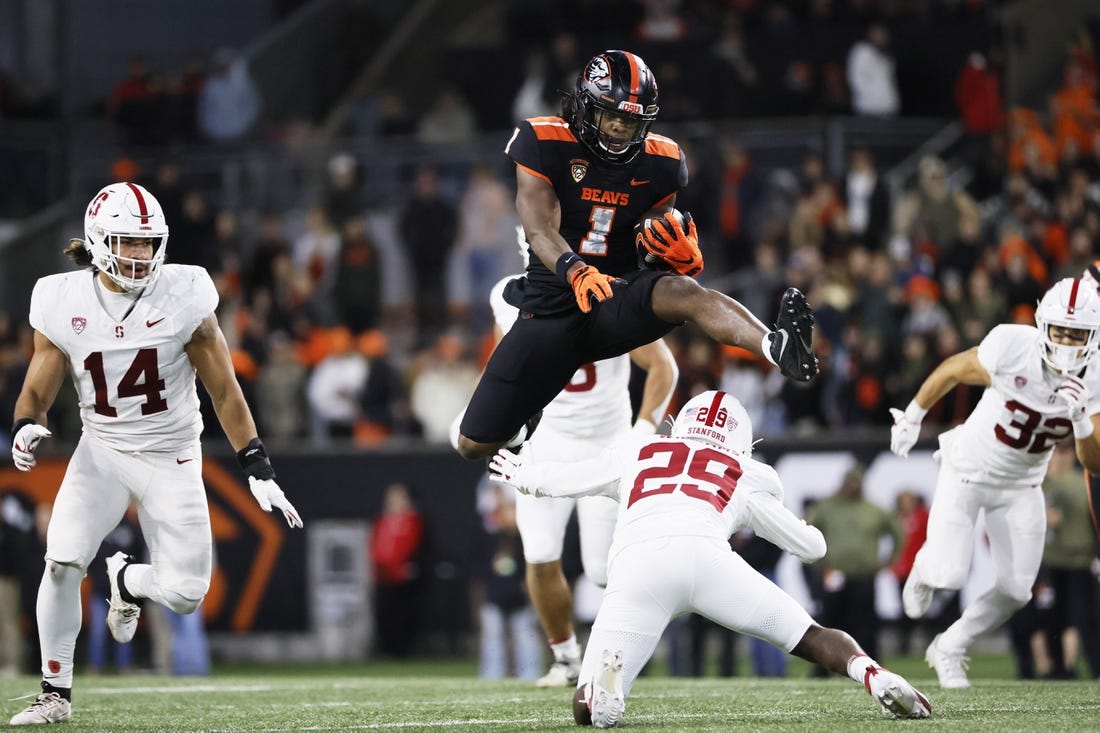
[
  {"xmin": 569, "ymin": 263, "xmax": 618, "ymax": 313},
  {"xmin": 637, "ymin": 211, "xmax": 703, "ymax": 277}
]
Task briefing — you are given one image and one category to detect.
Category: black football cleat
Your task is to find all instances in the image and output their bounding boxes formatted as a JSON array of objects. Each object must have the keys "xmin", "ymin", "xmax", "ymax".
[{"xmin": 769, "ymin": 287, "xmax": 819, "ymax": 383}]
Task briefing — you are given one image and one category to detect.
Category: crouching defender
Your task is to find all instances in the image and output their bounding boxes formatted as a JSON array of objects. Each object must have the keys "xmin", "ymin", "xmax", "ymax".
[{"xmin": 492, "ymin": 390, "xmax": 931, "ymax": 727}]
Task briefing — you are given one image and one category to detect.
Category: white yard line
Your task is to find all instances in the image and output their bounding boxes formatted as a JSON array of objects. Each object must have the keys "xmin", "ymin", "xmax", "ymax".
[{"xmin": 88, "ymin": 684, "xmax": 275, "ymax": 695}]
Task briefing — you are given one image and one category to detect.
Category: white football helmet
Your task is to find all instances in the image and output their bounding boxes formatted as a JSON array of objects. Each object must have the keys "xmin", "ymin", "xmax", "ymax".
[
  {"xmin": 83, "ymin": 182, "xmax": 169, "ymax": 291},
  {"xmin": 1034, "ymin": 277, "xmax": 1100, "ymax": 375},
  {"xmin": 670, "ymin": 390, "xmax": 754, "ymax": 455}
]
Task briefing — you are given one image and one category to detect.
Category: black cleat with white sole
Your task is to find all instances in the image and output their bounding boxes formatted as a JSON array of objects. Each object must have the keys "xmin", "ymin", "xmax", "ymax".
[{"xmin": 768, "ymin": 287, "xmax": 819, "ymax": 382}]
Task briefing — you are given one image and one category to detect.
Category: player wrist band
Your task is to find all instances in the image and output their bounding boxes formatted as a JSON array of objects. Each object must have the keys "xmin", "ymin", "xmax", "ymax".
[
  {"xmin": 904, "ymin": 400, "xmax": 927, "ymax": 423},
  {"xmin": 236, "ymin": 437, "xmax": 276, "ymax": 480},
  {"xmin": 556, "ymin": 252, "xmax": 583, "ymax": 282},
  {"xmin": 12, "ymin": 417, "xmax": 37, "ymax": 435},
  {"xmin": 1073, "ymin": 416, "xmax": 1094, "ymax": 439}
]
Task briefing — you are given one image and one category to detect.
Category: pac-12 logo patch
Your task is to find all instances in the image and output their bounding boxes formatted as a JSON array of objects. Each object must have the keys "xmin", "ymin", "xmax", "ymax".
[
  {"xmin": 1014, "ymin": 376, "xmax": 1027, "ymax": 389},
  {"xmin": 71, "ymin": 317, "xmax": 86, "ymax": 334},
  {"xmin": 570, "ymin": 158, "xmax": 588, "ymax": 183}
]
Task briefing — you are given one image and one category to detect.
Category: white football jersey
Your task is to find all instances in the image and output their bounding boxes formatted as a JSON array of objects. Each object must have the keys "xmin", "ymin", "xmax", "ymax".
[
  {"xmin": 490, "ymin": 275, "xmax": 631, "ymax": 439},
  {"xmin": 572, "ymin": 435, "xmax": 822, "ymax": 563},
  {"xmin": 29, "ymin": 264, "xmax": 219, "ymax": 452},
  {"xmin": 940, "ymin": 323, "xmax": 1100, "ymax": 487}
]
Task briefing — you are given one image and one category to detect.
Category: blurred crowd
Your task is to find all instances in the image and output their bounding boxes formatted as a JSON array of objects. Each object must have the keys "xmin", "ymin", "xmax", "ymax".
[{"xmin": 0, "ymin": 5, "xmax": 1098, "ymax": 452}]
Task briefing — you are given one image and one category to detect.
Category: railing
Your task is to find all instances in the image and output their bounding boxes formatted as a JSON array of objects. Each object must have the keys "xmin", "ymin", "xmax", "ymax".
[{"xmin": 3, "ymin": 114, "xmax": 955, "ymax": 319}]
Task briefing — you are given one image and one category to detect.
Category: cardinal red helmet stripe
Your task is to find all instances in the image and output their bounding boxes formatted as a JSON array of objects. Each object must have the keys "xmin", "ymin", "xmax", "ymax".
[
  {"xmin": 124, "ymin": 181, "xmax": 150, "ymax": 224},
  {"xmin": 704, "ymin": 391, "xmax": 726, "ymax": 427},
  {"xmin": 1068, "ymin": 277, "xmax": 1081, "ymax": 315}
]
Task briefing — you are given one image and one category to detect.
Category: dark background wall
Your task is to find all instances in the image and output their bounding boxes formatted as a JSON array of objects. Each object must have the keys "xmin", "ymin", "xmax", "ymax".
[{"xmin": 1, "ymin": 437, "xmax": 906, "ymax": 649}]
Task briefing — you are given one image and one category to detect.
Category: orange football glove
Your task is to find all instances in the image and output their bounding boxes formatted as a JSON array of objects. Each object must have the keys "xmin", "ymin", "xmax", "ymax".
[
  {"xmin": 637, "ymin": 211, "xmax": 703, "ymax": 277},
  {"xmin": 569, "ymin": 263, "xmax": 619, "ymax": 313}
]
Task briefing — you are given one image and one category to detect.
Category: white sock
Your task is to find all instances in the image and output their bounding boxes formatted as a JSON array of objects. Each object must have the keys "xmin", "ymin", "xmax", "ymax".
[
  {"xmin": 761, "ymin": 331, "xmax": 779, "ymax": 365},
  {"xmin": 505, "ymin": 425, "xmax": 527, "ymax": 449},
  {"xmin": 123, "ymin": 562, "xmax": 154, "ymax": 601},
  {"xmin": 448, "ymin": 410, "xmax": 465, "ymax": 451},
  {"xmin": 550, "ymin": 633, "xmax": 581, "ymax": 663},
  {"xmin": 36, "ymin": 562, "xmax": 84, "ymax": 689},
  {"xmin": 847, "ymin": 653, "xmax": 882, "ymax": 690}
]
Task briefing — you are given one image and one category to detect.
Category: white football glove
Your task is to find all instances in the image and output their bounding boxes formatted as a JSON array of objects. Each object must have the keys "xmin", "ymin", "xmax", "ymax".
[
  {"xmin": 11, "ymin": 422, "xmax": 52, "ymax": 472},
  {"xmin": 489, "ymin": 449, "xmax": 541, "ymax": 496},
  {"xmin": 632, "ymin": 418, "xmax": 657, "ymax": 435},
  {"xmin": 248, "ymin": 476, "xmax": 304, "ymax": 528},
  {"xmin": 889, "ymin": 407, "xmax": 921, "ymax": 458},
  {"xmin": 1056, "ymin": 375, "xmax": 1095, "ymax": 438}
]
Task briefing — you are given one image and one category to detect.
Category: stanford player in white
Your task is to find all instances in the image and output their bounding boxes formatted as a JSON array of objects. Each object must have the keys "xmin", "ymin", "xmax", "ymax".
[
  {"xmin": 492, "ymin": 391, "xmax": 931, "ymax": 727},
  {"xmin": 890, "ymin": 276, "xmax": 1100, "ymax": 689},
  {"xmin": 464, "ymin": 266, "xmax": 676, "ymax": 687},
  {"xmin": 9, "ymin": 182, "xmax": 302, "ymax": 726}
]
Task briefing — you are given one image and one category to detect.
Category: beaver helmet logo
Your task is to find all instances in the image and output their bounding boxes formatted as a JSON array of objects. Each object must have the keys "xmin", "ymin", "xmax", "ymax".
[{"xmin": 585, "ymin": 56, "xmax": 610, "ymax": 86}]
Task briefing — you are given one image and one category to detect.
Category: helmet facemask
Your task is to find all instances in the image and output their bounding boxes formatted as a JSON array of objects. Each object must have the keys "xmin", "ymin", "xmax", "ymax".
[
  {"xmin": 576, "ymin": 96, "xmax": 656, "ymax": 164},
  {"xmin": 1039, "ymin": 322, "xmax": 1098, "ymax": 375},
  {"xmin": 83, "ymin": 182, "xmax": 169, "ymax": 292},
  {"xmin": 1035, "ymin": 277, "xmax": 1100, "ymax": 376},
  {"xmin": 88, "ymin": 231, "xmax": 168, "ymax": 292}
]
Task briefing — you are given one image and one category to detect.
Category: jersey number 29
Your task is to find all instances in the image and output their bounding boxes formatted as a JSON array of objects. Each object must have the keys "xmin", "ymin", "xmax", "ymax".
[{"xmin": 628, "ymin": 441, "xmax": 743, "ymax": 512}]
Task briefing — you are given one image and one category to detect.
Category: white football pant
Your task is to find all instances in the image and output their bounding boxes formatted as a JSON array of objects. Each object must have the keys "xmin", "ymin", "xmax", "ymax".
[
  {"xmin": 38, "ymin": 433, "xmax": 212, "ymax": 688},
  {"xmin": 515, "ymin": 427, "xmax": 621, "ymax": 584},
  {"xmin": 578, "ymin": 535, "xmax": 813, "ymax": 696},
  {"xmin": 910, "ymin": 458, "xmax": 1045, "ymax": 653}
]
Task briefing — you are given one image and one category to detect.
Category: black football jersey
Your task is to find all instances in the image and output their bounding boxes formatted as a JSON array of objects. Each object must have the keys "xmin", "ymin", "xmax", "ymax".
[{"xmin": 503, "ymin": 115, "xmax": 688, "ymax": 315}]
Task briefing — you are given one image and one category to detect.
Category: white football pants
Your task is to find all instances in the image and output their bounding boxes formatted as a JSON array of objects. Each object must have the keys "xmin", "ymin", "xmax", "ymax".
[
  {"xmin": 910, "ymin": 458, "xmax": 1045, "ymax": 653},
  {"xmin": 578, "ymin": 535, "xmax": 813, "ymax": 696},
  {"xmin": 514, "ymin": 426, "xmax": 622, "ymax": 585},
  {"xmin": 38, "ymin": 433, "xmax": 212, "ymax": 688}
]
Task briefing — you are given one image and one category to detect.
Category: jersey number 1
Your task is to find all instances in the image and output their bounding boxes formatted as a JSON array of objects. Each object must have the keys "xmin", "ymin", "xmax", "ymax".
[
  {"xmin": 84, "ymin": 349, "xmax": 168, "ymax": 417},
  {"xmin": 579, "ymin": 206, "xmax": 616, "ymax": 255}
]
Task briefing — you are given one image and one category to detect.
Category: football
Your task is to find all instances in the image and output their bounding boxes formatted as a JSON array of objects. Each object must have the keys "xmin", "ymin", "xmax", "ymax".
[{"xmin": 637, "ymin": 208, "xmax": 687, "ymax": 267}]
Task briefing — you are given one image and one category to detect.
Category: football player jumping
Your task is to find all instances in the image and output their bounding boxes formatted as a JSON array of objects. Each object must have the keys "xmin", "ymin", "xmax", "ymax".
[
  {"xmin": 455, "ymin": 50, "xmax": 817, "ymax": 461},
  {"xmin": 890, "ymin": 276, "xmax": 1100, "ymax": 689},
  {"xmin": 477, "ymin": 260, "xmax": 677, "ymax": 687},
  {"xmin": 8, "ymin": 182, "xmax": 302, "ymax": 726},
  {"xmin": 492, "ymin": 391, "xmax": 932, "ymax": 727}
]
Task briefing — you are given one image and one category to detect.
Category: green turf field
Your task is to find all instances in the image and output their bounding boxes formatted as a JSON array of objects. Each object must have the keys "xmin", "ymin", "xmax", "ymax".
[{"xmin": 2, "ymin": 656, "xmax": 1097, "ymax": 731}]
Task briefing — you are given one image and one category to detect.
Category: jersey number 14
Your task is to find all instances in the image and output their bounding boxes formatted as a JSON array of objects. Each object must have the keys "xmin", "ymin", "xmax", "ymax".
[{"xmin": 84, "ymin": 349, "xmax": 168, "ymax": 417}]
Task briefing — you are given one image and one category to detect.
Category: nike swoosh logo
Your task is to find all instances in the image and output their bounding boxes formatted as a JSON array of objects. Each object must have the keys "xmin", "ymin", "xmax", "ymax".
[
  {"xmin": 797, "ymin": 329, "xmax": 813, "ymax": 353},
  {"xmin": 146, "ymin": 317, "xmax": 166, "ymax": 328},
  {"xmin": 176, "ymin": 458, "xmax": 194, "ymax": 464},
  {"xmin": 630, "ymin": 178, "xmax": 650, "ymax": 186}
]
